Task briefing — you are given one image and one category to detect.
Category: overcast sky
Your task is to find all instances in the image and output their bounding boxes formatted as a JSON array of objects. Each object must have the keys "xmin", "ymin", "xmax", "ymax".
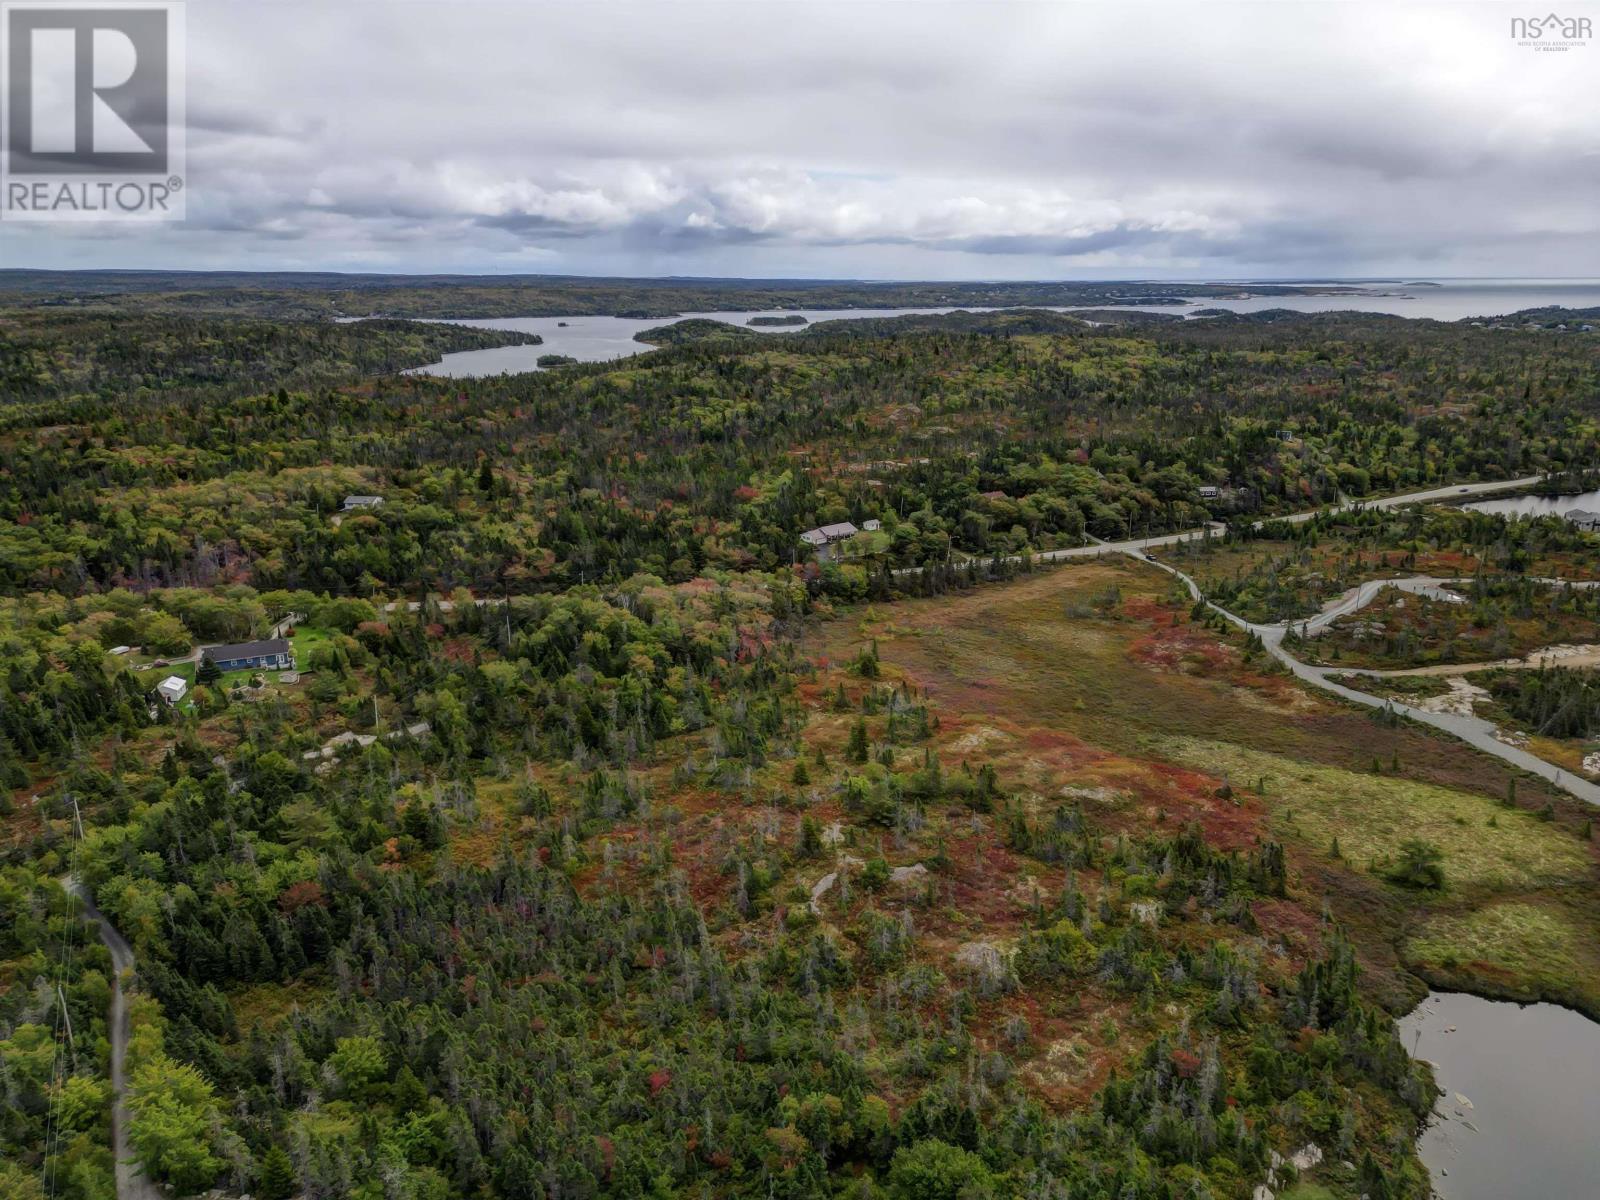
[{"xmin": 4, "ymin": 1, "xmax": 1598, "ymax": 279}]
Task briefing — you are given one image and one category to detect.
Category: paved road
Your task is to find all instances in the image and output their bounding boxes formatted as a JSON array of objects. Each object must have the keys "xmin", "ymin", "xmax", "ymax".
[
  {"xmin": 893, "ymin": 466, "xmax": 1600, "ymax": 805},
  {"xmin": 894, "ymin": 475, "xmax": 1546, "ymax": 578},
  {"xmin": 1045, "ymin": 475, "xmax": 1546, "ymax": 562},
  {"xmin": 65, "ymin": 878, "xmax": 163, "ymax": 1200},
  {"xmin": 1124, "ymin": 554, "xmax": 1600, "ymax": 807}
]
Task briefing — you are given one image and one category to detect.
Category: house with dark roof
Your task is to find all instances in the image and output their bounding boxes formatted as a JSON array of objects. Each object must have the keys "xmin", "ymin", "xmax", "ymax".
[
  {"xmin": 202, "ymin": 638, "xmax": 295, "ymax": 673},
  {"xmin": 342, "ymin": 494, "xmax": 384, "ymax": 511}
]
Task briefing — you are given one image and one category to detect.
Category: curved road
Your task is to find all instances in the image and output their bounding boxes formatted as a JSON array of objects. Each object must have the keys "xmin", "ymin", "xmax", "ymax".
[
  {"xmin": 1123, "ymin": 556, "xmax": 1600, "ymax": 807},
  {"xmin": 65, "ymin": 878, "xmax": 163, "ymax": 1200},
  {"xmin": 889, "ymin": 470, "xmax": 1600, "ymax": 804}
]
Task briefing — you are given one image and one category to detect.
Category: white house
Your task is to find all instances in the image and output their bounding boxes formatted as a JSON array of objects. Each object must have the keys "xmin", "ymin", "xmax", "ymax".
[
  {"xmin": 342, "ymin": 494, "xmax": 384, "ymax": 512},
  {"xmin": 156, "ymin": 676, "xmax": 188, "ymax": 705},
  {"xmin": 862, "ymin": 519, "xmax": 882, "ymax": 532}
]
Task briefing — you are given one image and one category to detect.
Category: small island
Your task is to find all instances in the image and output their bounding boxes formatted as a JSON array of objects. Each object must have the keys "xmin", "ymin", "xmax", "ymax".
[
  {"xmin": 536, "ymin": 353, "xmax": 579, "ymax": 367},
  {"xmin": 1066, "ymin": 308, "xmax": 1183, "ymax": 326},
  {"xmin": 633, "ymin": 318, "xmax": 760, "ymax": 346},
  {"xmin": 747, "ymin": 314, "xmax": 808, "ymax": 327}
]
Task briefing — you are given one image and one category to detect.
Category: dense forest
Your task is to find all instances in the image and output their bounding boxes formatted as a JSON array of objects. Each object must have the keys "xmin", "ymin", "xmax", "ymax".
[
  {"xmin": 4, "ymin": 308, "xmax": 1599, "ymax": 602},
  {"xmin": 0, "ymin": 312, "xmax": 536, "ymax": 403},
  {"xmin": 3, "ymin": 296, "xmax": 1599, "ymax": 1200}
]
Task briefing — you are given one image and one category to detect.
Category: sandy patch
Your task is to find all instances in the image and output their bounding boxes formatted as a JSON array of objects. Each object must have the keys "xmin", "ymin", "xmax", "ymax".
[{"xmin": 1413, "ymin": 676, "xmax": 1488, "ymax": 718}]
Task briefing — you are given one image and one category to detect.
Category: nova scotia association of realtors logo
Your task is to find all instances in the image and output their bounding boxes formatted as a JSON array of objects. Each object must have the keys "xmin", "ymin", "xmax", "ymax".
[
  {"xmin": 1, "ymin": 1, "xmax": 184, "ymax": 220},
  {"xmin": 1510, "ymin": 11, "xmax": 1592, "ymax": 50}
]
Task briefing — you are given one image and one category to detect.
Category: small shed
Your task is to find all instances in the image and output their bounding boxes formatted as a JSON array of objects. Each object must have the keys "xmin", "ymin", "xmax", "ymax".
[{"xmin": 156, "ymin": 676, "xmax": 188, "ymax": 705}]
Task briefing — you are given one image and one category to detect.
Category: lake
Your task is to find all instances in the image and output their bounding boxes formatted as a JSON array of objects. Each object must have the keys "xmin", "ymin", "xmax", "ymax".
[
  {"xmin": 402, "ymin": 306, "xmax": 1009, "ymax": 377},
  {"xmin": 1463, "ymin": 489, "xmax": 1600, "ymax": 519},
  {"xmin": 397, "ymin": 277, "xmax": 1600, "ymax": 377},
  {"xmin": 1399, "ymin": 991, "xmax": 1600, "ymax": 1199}
]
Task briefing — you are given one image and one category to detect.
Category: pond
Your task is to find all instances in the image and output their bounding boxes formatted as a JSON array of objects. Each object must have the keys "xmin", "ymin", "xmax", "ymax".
[
  {"xmin": 1398, "ymin": 991, "xmax": 1600, "ymax": 1199},
  {"xmin": 1462, "ymin": 489, "xmax": 1600, "ymax": 519}
]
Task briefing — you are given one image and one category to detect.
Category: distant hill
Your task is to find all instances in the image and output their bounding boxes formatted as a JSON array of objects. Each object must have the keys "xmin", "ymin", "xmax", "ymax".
[
  {"xmin": 1473, "ymin": 306, "xmax": 1600, "ymax": 328},
  {"xmin": 0, "ymin": 268, "xmax": 1380, "ymax": 321}
]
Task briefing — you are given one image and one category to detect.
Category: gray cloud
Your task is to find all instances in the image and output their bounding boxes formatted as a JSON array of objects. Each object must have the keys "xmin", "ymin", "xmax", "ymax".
[{"xmin": 4, "ymin": 1, "xmax": 1598, "ymax": 278}]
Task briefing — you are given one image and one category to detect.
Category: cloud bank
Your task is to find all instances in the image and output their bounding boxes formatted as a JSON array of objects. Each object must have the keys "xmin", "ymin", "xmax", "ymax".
[{"xmin": 4, "ymin": 1, "xmax": 1598, "ymax": 278}]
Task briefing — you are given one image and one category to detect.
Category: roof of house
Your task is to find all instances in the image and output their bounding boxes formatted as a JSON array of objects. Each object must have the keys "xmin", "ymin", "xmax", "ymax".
[
  {"xmin": 800, "ymin": 522, "xmax": 858, "ymax": 545},
  {"xmin": 203, "ymin": 638, "xmax": 291, "ymax": 661},
  {"xmin": 157, "ymin": 676, "xmax": 187, "ymax": 696},
  {"xmin": 343, "ymin": 494, "xmax": 384, "ymax": 506}
]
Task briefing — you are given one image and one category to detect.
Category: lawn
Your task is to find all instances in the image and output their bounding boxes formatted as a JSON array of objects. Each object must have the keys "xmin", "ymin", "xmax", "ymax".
[
  {"xmin": 283, "ymin": 623, "xmax": 333, "ymax": 661},
  {"xmin": 839, "ymin": 528, "xmax": 893, "ymax": 557}
]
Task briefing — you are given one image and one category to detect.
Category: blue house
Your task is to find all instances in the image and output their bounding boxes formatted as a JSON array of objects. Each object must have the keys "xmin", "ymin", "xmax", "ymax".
[{"xmin": 202, "ymin": 638, "xmax": 295, "ymax": 673}]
